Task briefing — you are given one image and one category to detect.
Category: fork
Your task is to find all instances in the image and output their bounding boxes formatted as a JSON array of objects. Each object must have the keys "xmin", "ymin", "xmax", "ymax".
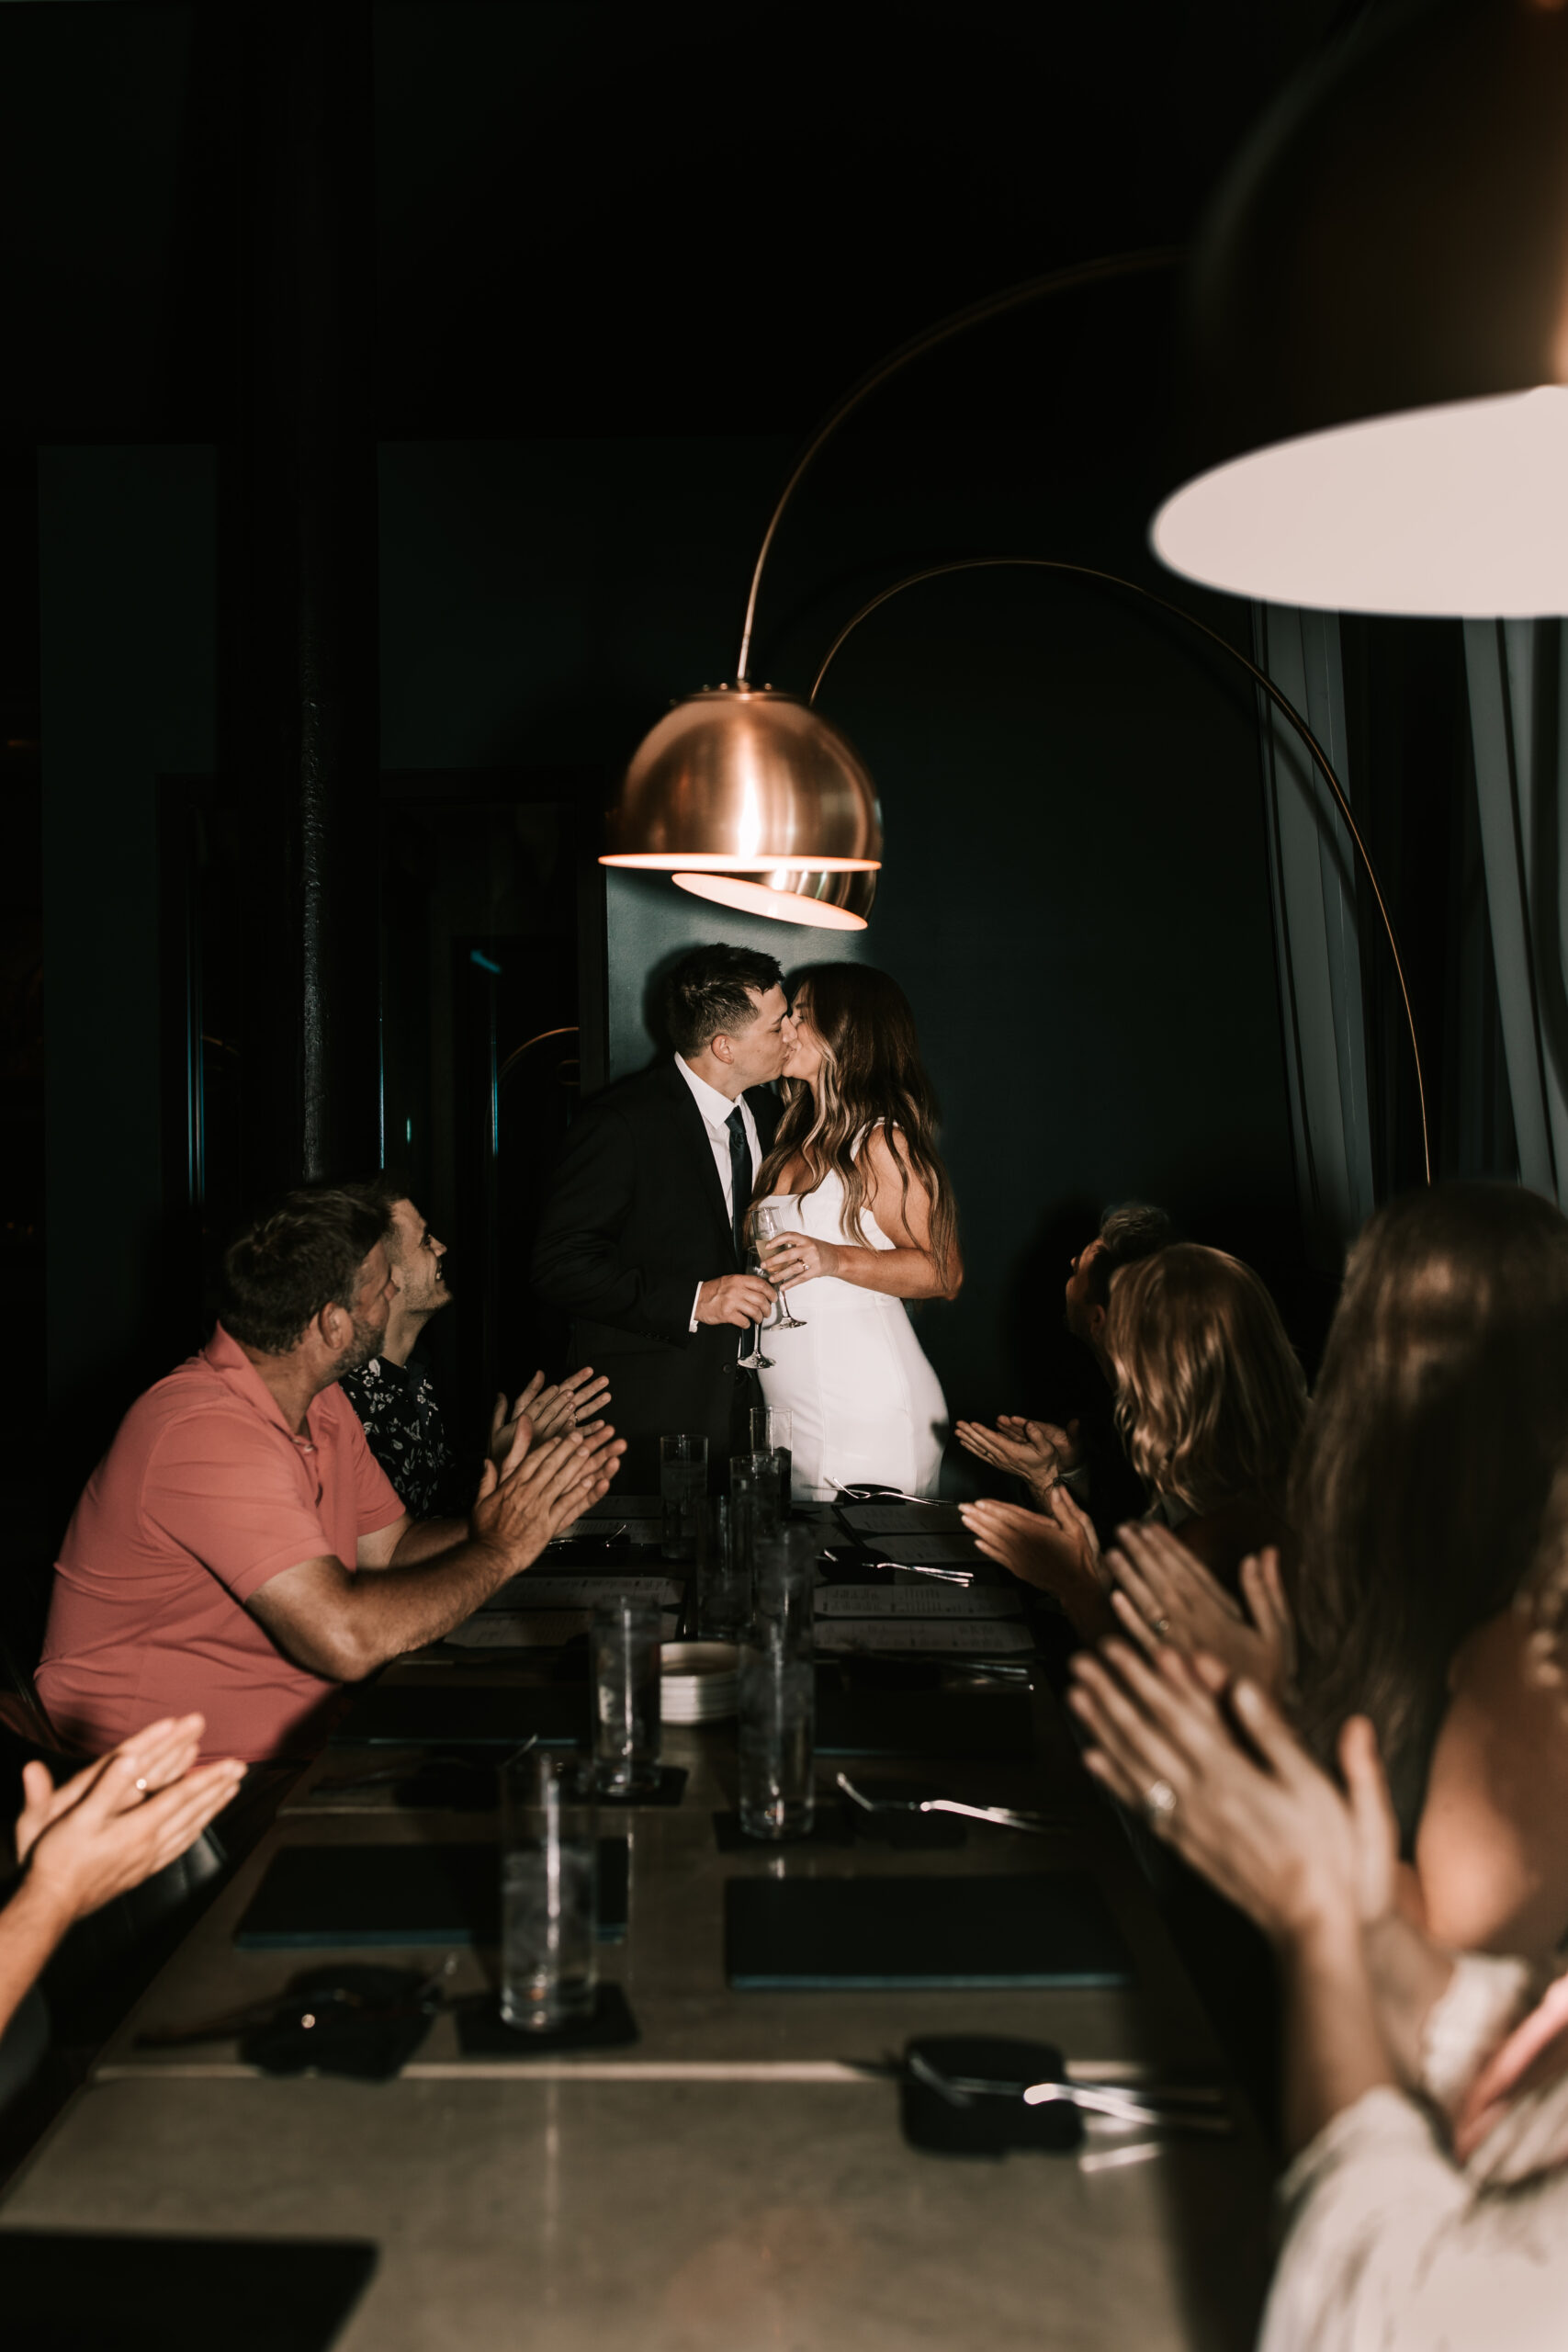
[
  {"xmin": 904, "ymin": 2050, "xmax": 1230, "ymax": 2131},
  {"xmin": 835, "ymin": 1770, "xmax": 1066, "ymax": 1835}
]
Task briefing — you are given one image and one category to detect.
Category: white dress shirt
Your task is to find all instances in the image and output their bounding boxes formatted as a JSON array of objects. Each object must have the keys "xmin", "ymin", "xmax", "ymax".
[{"xmin": 673, "ymin": 1054, "xmax": 761, "ymax": 1331}]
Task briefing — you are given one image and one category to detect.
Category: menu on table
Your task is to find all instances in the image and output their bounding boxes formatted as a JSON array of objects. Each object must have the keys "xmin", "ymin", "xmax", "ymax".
[{"xmin": 479, "ymin": 1575, "xmax": 682, "ymax": 1612}]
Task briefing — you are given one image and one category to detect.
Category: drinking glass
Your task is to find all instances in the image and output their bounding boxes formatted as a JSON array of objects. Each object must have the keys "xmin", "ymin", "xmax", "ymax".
[
  {"xmin": 749, "ymin": 1405, "xmax": 792, "ymax": 1513},
  {"xmin": 659, "ymin": 1431, "xmax": 708, "ymax": 1561},
  {"xmin": 735, "ymin": 1220, "xmax": 777, "ymax": 1372},
  {"xmin": 590, "ymin": 1595, "xmax": 662, "ymax": 1794},
  {"xmin": 694, "ymin": 1497, "xmax": 751, "ymax": 1641},
  {"xmin": 738, "ymin": 1630, "xmax": 816, "ymax": 1840},
  {"xmin": 751, "ymin": 1198, "xmax": 807, "ymax": 1329},
  {"xmin": 752, "ymin": 1520, "xmax": 816, "ymax": 1657},
  {"xmin": 500, "ymin": 1751, "xmax": 598, "ymax": 2030}
]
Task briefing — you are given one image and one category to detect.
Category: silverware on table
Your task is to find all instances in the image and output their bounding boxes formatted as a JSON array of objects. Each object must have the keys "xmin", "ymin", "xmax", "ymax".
[
  {"xmin": 835, "ymin": 1771, "xmax": 1067, "ymax": 1836},
  {"xmin": 861, "ymin": 2049, "xmax": 1231, "ymax": 2134}
]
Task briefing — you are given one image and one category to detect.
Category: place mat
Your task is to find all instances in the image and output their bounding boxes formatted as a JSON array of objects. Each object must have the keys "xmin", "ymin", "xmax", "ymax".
[
  {"xmin": 837, "ymin": 1502, "xmax": 968, "ymax": 1534},
  {"xmin": 817, "ymin": 1586, "xmax": 1023, "ymax": 1619},
  {"xmin": 814, "ymin": 1683, "xmax": 1033, "ymax": 1759},
  {"xmin": 582, "ymin": 1493, "xmax": 661, "ymax": 1518},
  {"xmin": 455, "ymin": 1981, "xmax": 639, "ymax": 2055},
  {"xmin": 0, "ymin": 2232, "xmax": 378, "ymax": 2352},
  {"xmin": 725, "ymin": 1872, "xmax": 1133, "ymax": 1989},
  {"xmin": 332, "ymin": 1685, "xmax": 585, "ymax": 1747},
  {"xmin": 867, "ymin": 1537, "xmax": 986, "ymax": 1567},
  {"xmin": 235, "ymin": 1838, "xmax": 629, "ymax": 1949}
]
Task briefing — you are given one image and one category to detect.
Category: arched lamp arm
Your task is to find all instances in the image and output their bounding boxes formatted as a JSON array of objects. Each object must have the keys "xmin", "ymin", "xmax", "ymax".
[
  {"xmin": 808, "ymin": 556, "xmax": 1431, "ymax": 1186},
  {"xmin": 734, "ymin": 248, "xmax": 1183, "ymax": 686}
]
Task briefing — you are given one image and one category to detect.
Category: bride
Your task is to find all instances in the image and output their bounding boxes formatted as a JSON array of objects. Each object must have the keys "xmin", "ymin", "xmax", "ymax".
[{"xmin": 750, "ymin": 965, "xmax": 962, "ymax": 1500}]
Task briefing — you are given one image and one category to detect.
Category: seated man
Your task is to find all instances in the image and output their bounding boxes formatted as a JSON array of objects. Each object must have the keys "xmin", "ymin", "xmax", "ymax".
[
  {"xmin": 338, "ymin": 1170, "xmax": 609, "ymax": 1517},
  {"xmin": 36, "ymin": 1188, "xmax": 621, "ymax": 1764}
]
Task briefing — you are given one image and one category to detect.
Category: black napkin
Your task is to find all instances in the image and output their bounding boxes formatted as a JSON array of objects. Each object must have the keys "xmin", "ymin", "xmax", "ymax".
[
  {"xmin": 235, "ymin": 1838, "xmax": 628, "ymax": 1948},
  {"xmin": 455, "ymin": 1981, "xmax": 638, "ymax": 2054},
  {"xmin": 0, "ymin": 2232, "xmax": 377, "ymax": 2352},
  {"xmin": 333, "ymin": 1684, "xmax": 584, "ymax": 1747},
  {"xmin": 897, "ymin": 2035, "xmax": 1083, "ymax": 2156},
  {"xmin": 725, "ymin": 1871, "xmax": 1133, "ymax": 1988},
  {"xmin": 814, "ymin": 1680, "xmax": 1032, "ymax": 1759}
]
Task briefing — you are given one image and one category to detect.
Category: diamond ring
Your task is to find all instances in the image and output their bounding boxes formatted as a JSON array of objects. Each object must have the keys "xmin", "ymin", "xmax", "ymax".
[
  {"xmin": 1151, "ymin": 1614, "xmax": 1171, "ymax": 1638},
  {"xmin": 1143, "ymin": 1778, "xmax": 1178, "ymax": 1825}
]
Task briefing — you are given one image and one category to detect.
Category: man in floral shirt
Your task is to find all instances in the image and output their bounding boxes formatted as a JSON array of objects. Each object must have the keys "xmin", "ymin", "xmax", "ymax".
[{"xmin": 340, "ymin": 1176, "xmax": 607, "ymax": 1516}]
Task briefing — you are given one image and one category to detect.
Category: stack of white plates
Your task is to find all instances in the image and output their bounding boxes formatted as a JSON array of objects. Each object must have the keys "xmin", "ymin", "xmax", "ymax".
[{"xmin": 660, "ymin": 1641, "xmax": 739, "ymax": 1724}]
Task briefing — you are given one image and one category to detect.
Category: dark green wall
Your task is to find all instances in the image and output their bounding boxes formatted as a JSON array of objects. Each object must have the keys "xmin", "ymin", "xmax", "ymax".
[
  {"xmin": 39, "ymin": 447, "xmax": 216, "ymax": 1418},
  {"xmin": 379, "ymin": 434, "xmax": 1298, "ymax": 1420}
]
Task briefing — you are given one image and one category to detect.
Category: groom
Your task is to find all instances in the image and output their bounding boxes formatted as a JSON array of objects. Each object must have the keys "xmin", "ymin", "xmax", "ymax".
[{"xmin": 531, "ymin": 944, "xmax": 793, "ymax": 1488}]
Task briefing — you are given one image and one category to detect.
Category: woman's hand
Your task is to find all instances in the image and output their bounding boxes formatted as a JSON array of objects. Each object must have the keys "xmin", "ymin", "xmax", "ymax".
[
  {"xmin": 18, "ymin": 1722, "xmax": 246, "ymax": 1928},
  {"xmin": 1106, "ymin": 1526, "xmax": 1295, "ymax": 1700},
  {"xmin": 1067, "ymin": 1639, "xmax": 1393, "ymax": 1944},
  {"xmin": 959, "ymin": 1485, "xmax": 1111, "ymax": 1637},
  {"xmin": 761, "ymin": 1234, "xmax": 840, "ymax": 1286},
  {"xmin": 954, "ymin": 1416, "xmax": 1071, "ymax": 1487}
]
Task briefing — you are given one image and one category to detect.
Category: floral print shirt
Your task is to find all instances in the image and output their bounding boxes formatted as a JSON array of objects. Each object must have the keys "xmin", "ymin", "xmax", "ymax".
[{"xmin": 338, "ymin": 1354, "xmax": 468, "ymax": 1521}]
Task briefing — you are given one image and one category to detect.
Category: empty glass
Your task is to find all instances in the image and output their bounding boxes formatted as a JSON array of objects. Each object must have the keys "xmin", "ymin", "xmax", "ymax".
[
  {"xmin": 738, "ymin": 1630, "xmax": 816, "ymax": 1841},
  {"xmin": 694, "ymin": 1497, "xmax": 750, "ymax": 1641},
  {"xmin": 752, "ymin": 1521, "xmax": 816, "ymax": 1657},
  {"xmin": 590, "ymin": 1595, "xmax": 662, "ymax": 1794},
  {"xmin": 500, "ymin": 1751, "xmax": 598, "ymax": 2030},
  {"xmin": 749, "ymin": 1407, "xmax": 793, "ymax": 1510},
  {"xmin": 660, "ymin": 1431, "xmax": 708, "ymax": 1561}
]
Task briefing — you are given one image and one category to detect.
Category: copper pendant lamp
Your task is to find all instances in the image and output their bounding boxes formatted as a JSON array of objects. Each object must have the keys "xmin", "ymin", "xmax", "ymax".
[
  {"xmin": 600, "ymin": 684, "xmax": 882, "ymax": 876},
  {"xmin": 1153, "ymin": 0, "xmax": 1568, "ymax": 616}
]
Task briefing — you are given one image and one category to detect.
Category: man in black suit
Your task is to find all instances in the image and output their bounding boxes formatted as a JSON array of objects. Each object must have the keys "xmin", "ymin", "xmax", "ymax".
[{"xmin": 531, "ymin": 944, "xmax": 793, "ymax": 1488}]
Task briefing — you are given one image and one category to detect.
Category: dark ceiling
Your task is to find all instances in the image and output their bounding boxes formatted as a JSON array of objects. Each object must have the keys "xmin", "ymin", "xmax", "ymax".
[{"xmin": 2, "ymin": 0, "xmax": 1347, "ymax": 443}]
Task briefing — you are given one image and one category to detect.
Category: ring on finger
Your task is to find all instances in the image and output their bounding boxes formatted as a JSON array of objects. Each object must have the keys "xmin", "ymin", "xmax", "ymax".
[
  {"xmin": 1149, "ymin": 1613, "xmax": 1171, "ymax": 1638},
  {"xmin": 1143, "ymin": 1778, "xmax": 1178, "ymax": 1826}
]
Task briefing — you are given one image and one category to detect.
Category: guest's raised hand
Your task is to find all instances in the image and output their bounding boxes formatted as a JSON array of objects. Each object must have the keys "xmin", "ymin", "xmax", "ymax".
[
  {"xmin": 1001, "ymin": 1415, "xmax": 1081, "ymax": 1473},
  {"xmin": 16, "ymin": 1713, "xmax": 208, "ymax": 1867},
  {"xmin": 472, "ymin": 1428, "xmax": 609, "ymax": 1566},
  {"xmin": 959, "ymin": 1483, "xmax": 1103, "ymax": 1611},
  {"xmin": 527, "ymin": 1367, "xmax": 613, "ymax": 1441},
  {"xmin": 21, "ymin": 1726, "xmax": 246, "ymax": 1927},
  {"xmin": 1067, "ymin": 1640, "xmax": 1367, "ymax": 1944},
  {"xmin": 1106, "ymin": 1524, "xmax": 1293, "ymax": 1699},
  {"xmin": 955, "ymin": 1417, "xmax": 1064, "ymax": 1486}
]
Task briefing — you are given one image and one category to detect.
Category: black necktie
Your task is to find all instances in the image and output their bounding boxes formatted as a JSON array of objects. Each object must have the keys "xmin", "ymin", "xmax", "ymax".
[{"xmin": 726, "ymin": 1106, "xmax": 750, "ymax": 1266}]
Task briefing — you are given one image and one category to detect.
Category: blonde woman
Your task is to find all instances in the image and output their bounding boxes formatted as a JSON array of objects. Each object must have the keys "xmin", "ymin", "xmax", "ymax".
[
  {"xmin": 750, "ymin": 966, "xmax": 962, "ymax": 1500},
  {"xmin": 962, "ymin": 1243, "xmax": 1305, "ymax": 1636}
]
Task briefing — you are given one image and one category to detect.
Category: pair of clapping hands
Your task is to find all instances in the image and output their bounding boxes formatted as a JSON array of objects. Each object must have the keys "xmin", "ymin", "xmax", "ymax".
[
  {"xmin": 476, "ymin": 1366, "xmax": 624, "ymax": 1563},
  {"xmin": 14, "ymin": 1715, "xmax": 245, "ymax": 1934}
]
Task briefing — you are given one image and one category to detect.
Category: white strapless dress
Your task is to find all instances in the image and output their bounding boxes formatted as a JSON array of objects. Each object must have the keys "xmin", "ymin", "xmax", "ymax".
[{"xmin": 754, "ymin": 1173, "xmax": 949, "ymax": 1500}]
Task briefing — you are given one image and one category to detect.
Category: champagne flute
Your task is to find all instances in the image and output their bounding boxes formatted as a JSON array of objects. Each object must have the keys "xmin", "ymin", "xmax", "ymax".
[
  {"xmin": 751, "ymin": 1199, "xmax": 807, "ymax": 1330},
  {"xmin": 736, "ymin": 1212, "xmax": 776, "ymax": 1370}
]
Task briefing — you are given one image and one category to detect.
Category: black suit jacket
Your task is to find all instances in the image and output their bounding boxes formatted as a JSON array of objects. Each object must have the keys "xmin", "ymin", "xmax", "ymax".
[{"xmin": 531, "ymin": 1060, "xmax": 782, "ymax": 1479}]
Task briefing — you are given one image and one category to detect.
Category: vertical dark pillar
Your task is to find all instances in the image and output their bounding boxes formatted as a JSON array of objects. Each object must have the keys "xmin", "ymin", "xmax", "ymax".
[{"xmin": 221, "ymin": 1, "xmax": 380, "ymax": 1200}]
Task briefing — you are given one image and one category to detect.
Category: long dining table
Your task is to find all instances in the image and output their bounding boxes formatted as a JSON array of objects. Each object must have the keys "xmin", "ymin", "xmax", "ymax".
[{"xmin": 0, "ymin": 1501, "xmax": 1274, "ymax": 2351}]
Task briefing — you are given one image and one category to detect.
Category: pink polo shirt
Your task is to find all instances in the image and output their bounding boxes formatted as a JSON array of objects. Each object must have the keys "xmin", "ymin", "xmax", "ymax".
[{"xmin": 37, "ymin": 1325, "xmax": 405, "ymax": 1763}]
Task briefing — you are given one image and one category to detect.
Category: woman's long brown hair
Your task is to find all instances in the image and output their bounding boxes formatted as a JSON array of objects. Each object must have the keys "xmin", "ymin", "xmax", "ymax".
[
  {"xmin": 1105, "ymin": 1245, "xmax": 1306, "ymax": 1517},
  {"xmin": 753, "ymin": 964, "xmax": 959, "ymax": 1281},
  {"xmin": 1289, "ymin": 1182, "xmax": 1568, "ymax": 1835}
]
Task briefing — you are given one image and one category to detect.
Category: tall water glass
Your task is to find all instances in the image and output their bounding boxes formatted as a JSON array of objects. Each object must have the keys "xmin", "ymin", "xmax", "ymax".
[
  {"xmin": 749, "ymin": 1406, "xmax": 793, "ymax": 1512},
  {"xmin": 500, "ymin": 1751, "xmax": 598, "ymax": 2030},
  {"xmin": 753, "ymin": 1521, "xmax": 816, "ymax": 1657},
  {"xmin": 660, "ymin": 1432, "xmax": 708, "ymax": 1561},
  {"xmin": 591, "ymin": 1595, "xmax": 662, "ymax": 1794},
  {"xmin": 738, "ymin": 1631, "xmax": 816, "ymax": 1841},
  {"xmin": 694, "ymin": 1497, "xmax": 750, "ymax": 1641}
]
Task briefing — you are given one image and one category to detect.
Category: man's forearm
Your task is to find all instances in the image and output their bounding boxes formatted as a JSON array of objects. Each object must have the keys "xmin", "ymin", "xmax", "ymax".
[
  {"xmin": 337, "ymin": 1537, "xmax": 531, "ymax": 1674},
  {"xmin": 389, "ymin": 1518, "xmax": 470, "ymax": 1566}
]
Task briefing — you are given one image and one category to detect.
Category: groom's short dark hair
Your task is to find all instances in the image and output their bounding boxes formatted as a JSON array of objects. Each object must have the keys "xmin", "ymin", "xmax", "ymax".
[{"xmin": 664, "ymin": 944, "xmax": 784, "ymax": 1056}]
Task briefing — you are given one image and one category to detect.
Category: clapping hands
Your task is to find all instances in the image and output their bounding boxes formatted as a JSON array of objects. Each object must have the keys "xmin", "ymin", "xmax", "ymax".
[
  {"xmin": 954, "ymin": 1414, "xmax": 1078, "ymax": 1497},
  {"xmin": 488, "ymin": 1366, "xmax": 613, "ymax": 1475},
  {"xmin": 1105, "ymin": 1524, "xmax": 1295, "ymax": 1700},
  {"xmin": 17, "ymin": 1716, "xmax": 246, "ymax": 1928}
]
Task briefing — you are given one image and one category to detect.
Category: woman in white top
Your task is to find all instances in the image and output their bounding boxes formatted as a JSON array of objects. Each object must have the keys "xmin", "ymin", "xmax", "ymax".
[
  {"xmin": 1066, "ymin": 1492, "xmax": 1568, "ymax": 2352},
  {"xmin": 750, "ymin": 965, "xmax": 961, "ymax": 1500}
]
